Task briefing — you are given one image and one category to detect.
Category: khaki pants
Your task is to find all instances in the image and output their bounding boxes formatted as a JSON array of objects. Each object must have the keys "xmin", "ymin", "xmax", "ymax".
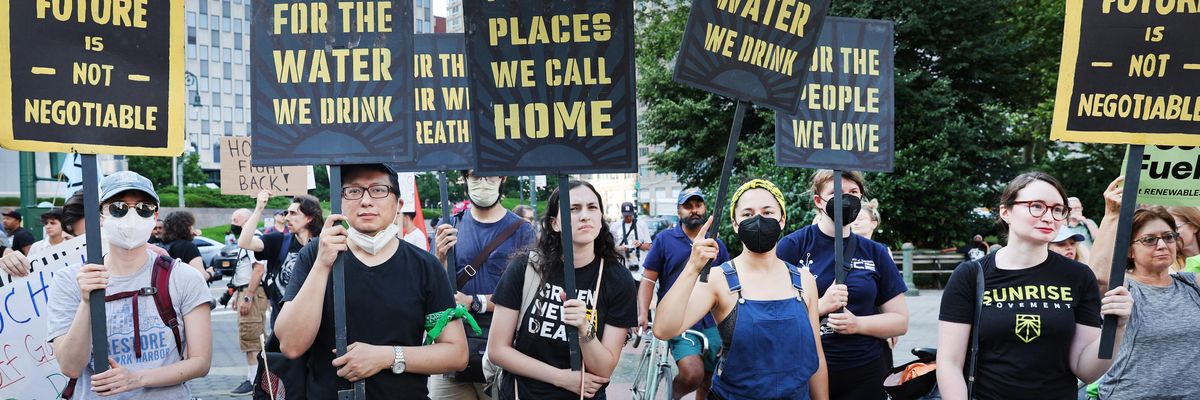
[
  {"xmin": 234, "ymin": 289, "xmax": 269, "ymax": 352},
  {"xmin": 428, "ymin": 374, "xmax": 490, "ymax": 400}
]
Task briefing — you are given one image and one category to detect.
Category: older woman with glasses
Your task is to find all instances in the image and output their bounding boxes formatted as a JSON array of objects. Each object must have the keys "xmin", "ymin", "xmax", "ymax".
[
  {"xmin": 1079, "ymin": 179, "xmax": 1200, "ymax": 399},
  {"xmin": 936, "ymin": 172, "xmax": 1132, "ymax": 400}
]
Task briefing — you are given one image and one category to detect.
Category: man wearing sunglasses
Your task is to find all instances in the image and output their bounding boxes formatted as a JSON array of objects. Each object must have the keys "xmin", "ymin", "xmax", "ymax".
[
  {"xmin": 431, "ymin": 170, "xmax": 535, "ymax": 399},
  {"xmin": 275, "ymin": 163, "xmax": 467, "ymax": 399},
  {"xmin": 46, "ymin": 171, "xmax": 213, "ymax": 398}
]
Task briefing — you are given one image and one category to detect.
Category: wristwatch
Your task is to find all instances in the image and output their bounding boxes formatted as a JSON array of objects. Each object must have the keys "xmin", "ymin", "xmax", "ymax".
[
  {"xmin": 470, "ymin": 294, "xmax": 484, "ymax": 313},
  {"xmin": 391, "ymin": 346, "xmax": 406, "ymax": 374}
]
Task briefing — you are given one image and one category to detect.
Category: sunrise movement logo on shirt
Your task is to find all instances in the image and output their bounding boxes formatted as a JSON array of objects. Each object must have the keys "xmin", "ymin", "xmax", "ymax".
[
  {"xmin": 982, "ymin": 285, "xmax": 1075, "ymax": 309},
  {"xmin": 1015, "ymin": 314, "xmax": 1042, "ymax": 343}
]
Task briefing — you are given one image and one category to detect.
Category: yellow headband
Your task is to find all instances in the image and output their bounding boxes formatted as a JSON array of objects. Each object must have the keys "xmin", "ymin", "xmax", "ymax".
[{"xmin": 729, "ymin": 179, "xmax": 787, "ymax": 222}]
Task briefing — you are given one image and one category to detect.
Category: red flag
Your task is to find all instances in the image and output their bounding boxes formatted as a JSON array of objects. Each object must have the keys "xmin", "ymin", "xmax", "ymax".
[{"xmin": 411, "ymin": 180, "xmax": 428, "ymax": 239}]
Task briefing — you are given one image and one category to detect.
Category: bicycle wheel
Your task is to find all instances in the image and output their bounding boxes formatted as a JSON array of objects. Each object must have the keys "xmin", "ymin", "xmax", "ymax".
[
  {"xmin": 656, "ymin": 364, "xmax": 674, "ymax": 400},
  {"xmin": 629, "ymin": 346, "xmax": 653, "ymax": 400}
]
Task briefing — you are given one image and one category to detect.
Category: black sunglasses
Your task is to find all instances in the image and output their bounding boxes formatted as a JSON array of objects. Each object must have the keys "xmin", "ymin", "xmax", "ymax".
[{"xmin": 106, "ymin": 202, "xmax": 157, "ymax": 218}]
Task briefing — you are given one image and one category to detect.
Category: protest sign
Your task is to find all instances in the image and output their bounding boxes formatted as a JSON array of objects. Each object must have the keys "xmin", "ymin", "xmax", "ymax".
[
  {"xmin": 0, "ymin": 236, "xmax": 89, "ymax": 400},
  {"xmin": 674, "ymin": 0, "xmax": 831, "ymax": 113},
  {"xmin": 464, "ymin": 0, "xmax": 638, "ymax": 175},
  {"xmin": 1124, "ymin": 145, "xmax": 1200, "ymax": 206},
  {"xmin": 0, "ymin": 0, "xmax": 185, "ymax": 156},
  {"xmin": 390, "ymin": 34, "xmax": 475, "ymax": 172},
  {"xmin": 220, "ymin": 137, "xmax": 308, "ymax": 196},
  {"xmin": 1052, "ymin": 0, "xmax": 1200, "ymax": 146},
  {"xmin": 251, "ymin": 0, "xmax": 415, "ymax": 166},
  {"xmin": 775, "ymin": 17, "xmax": 894, "ymax": 172}
]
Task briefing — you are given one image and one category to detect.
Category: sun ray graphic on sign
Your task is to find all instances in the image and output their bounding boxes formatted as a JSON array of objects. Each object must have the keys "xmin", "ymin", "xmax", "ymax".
[{"xmin": 1015, "ymin": 314, "xmax": 1042, "ymax": 343}]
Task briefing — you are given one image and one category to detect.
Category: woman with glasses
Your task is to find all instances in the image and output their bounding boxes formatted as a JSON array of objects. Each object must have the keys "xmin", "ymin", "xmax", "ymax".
[
  {"xmin": 1164, "ymin": 206, "xmax": 1200, "ymax": 273},
  {"xmin": 936, "ymin": 172, "xmax": 1133, "ymax": 400},
  {"xmin": 1080, "ymin": 179, "xmax": 1200, "ymax": 399}
]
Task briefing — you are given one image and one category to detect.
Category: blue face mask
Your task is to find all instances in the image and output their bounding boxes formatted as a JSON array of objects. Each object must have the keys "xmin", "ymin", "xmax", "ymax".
[{"xmin": 737, "ymin": 215, "xmax": 782, "ymax": 253}]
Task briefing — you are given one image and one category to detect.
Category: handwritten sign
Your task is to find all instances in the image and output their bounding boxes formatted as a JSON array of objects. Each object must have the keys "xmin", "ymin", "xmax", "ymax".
[
  {"xmin": 463, "ymin": 0, "xmax": 638, "ymax": 175},
  {"xmin": 390, "ymin": 34, "xmax": 475, "ymax": 173},
  {"xmin": 0, "ymin": 236, "xmax": 89, "ymax": 400},
  {"xmin": 673, "ymin": 0, "xmax": 831, "ymax": 113},
  {"xmin": 0, "ymin": 0, "xmax": 186, "ymax": 156},
  {"xmin": 220, "ymin": 137, "xmax": 308, "ymax": 196},
  {"xmin": 775, "ymin": 17, "xmax": 894, "ymax": 172},
  {"xmin": 251, "ymin": 0, "xmax": 416, "ymax": 166},
  {"xmin": 1052, "ymin": 0, "xmax": 1200, "ymax": 146}
]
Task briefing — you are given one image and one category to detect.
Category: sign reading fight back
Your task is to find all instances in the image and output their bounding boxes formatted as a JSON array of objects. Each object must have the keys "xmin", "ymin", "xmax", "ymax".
[
  {"xmin": 391, "ymin": 33, "xmax": 474, "ymax": 172},
  {"xmin": 220, "ymin": 137, "xmax": 308, "ymax": 196},
  {"xmin": 251, "ymin": 0, "xmax": 415, "ymax": 166},
  {"xmin": 674, "ymin": 0, "xmax": 831, "ymax": 113},
  {"xmin": 463, "ymin": 0, "xmax": 637, "ymax": 175},
  {"xmin": 775, "ymin": 17, "xmax": 894, "ymax": 172},
  {"xmin": 1052, "ymin": 0, "xmax": 1200, "ymax": 146},
  {"xmin": 0, "ymin": 0, "xmax": 185, "ymax": 156}
]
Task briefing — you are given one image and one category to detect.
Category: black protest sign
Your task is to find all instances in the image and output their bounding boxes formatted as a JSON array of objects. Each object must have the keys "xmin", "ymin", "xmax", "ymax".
[
  {"xmin": 464, "ymin": 0, "xmax": 637, "ymax": 175},
  {"xmin": 674, "ymin": 0, "xmax": 831, "ymax": 113},
  {"xmin": 775, "ymin": 17, "xmax": 894, "ymax": 172},
  {"xmin": 391, "ymin": 33, "xmax": 474, "ymax": 172},
  {"xmin": 251, "ymin": 0, "xmax": 414, "ymax": 166},
  {"xmin": 0, "ymin": 0, "xmax": 185, "ymax": 156},
  {"xmin": 1052, "ymin": 0, "xmax": 1200, "ymax": 146}
]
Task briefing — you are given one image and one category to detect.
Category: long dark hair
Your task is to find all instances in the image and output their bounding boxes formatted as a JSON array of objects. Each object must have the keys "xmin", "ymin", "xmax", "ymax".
[
  {"xmin": 532, "ymin": 180, "xmax": 623, "ymax": 283},
  {"xmin": 293, "ymin": 194, "xmax": 324, "ymax": 236},
  {"xmin": 161, "ymin": 211, "xmax": 196, "ymax": 243}
]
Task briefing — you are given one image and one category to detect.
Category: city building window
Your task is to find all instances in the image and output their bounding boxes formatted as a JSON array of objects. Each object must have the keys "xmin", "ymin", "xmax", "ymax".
[
  {"xmin": 225, "ymin": 122, "xmax": 233, "ymax": 135},
  {"xmin": 199, "ymin": 62, "xmax": 209, "ymax": 76},
  {"xmin": 224, "ymin": 79, "xmax": 233, "ymax": 94},
  {"xmin": 199, "ymin": 13, "xmax": 208, "ymax": 29},
  {"xmin": 211, "ymin": 30, "xmax": 220, "ymax": 46},
  {"xmin": 198, "ymin": 0, "xmax": 206, "ymax": 14},
  {"xmin": 210, "ymin": 16, "xmax": 219, "ymax": 30},
  {"xmin": 187, "ymin": 44, "xmax": 196, "ymax": 59},
  {"xmin": 235, "ymin": 108, "xmax": 244, "ymax": 123},
  {"xmin": 223, "ymin": 48, "xmax": 231, "ymax": 62},
  {"xmin": 232, "ymin": 50, "xmax": 242, "ymax": 64},
  {"xmin": 187, "ymin": 12, "xmax": 196, "ymax": 27},
  {"xmin": 234, "ymin": 33, "xmax": 243, "ymax": 50},
  {"xmin": 223, "ymin": 17, "xmax": 231, "ymax": 32}
]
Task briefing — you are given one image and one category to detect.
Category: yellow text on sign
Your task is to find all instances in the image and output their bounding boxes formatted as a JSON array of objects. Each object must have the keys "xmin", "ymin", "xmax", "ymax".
[
  {"xmin": 792, "ymin": 120, "xmax": 881, "ymax": 152},
  {"xmin": 273, "ymin": 1, "xmax": 393, "ymax": 34},
  {"xmin": 702, "ymin": 23, "xmax": 800, "ymax": 76},
  {"xmin": 715, "ymin": 0, "xmax": 813, "ymax": 38},
  {"xmin": 35, "ymin": 0, "xmax": 149, "ymax": 28},
  {"xmin": 487, "ymin": 14, "xmax": 612, "ymax": 46},
  {"xmin": 494, "ymin": 101, "xmax": 614, "ymax": 140}
]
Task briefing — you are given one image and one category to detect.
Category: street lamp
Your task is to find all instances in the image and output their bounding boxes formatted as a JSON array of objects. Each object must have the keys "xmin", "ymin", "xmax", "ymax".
[
  {"xmin": 185, "ymin": 71, "xmax": 201, "ymax": 106},
  {"xmin": 178, "ymin": 72, "xmax": 202, "ymax": 207}
]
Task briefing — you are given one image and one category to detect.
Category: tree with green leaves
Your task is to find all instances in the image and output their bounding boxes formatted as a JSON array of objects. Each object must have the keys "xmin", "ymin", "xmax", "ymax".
[{"xmin": 127, "ymin": 153, "xmax": 206, "ymax": 187}]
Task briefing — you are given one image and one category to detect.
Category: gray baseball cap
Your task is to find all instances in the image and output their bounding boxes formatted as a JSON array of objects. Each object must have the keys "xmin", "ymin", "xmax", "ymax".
[{"xmin": 100, "ymin": 171, "xmax": 160, "ymax": 203}]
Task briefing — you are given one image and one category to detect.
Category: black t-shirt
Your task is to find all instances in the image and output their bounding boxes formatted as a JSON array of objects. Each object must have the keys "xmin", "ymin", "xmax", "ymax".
[
  {"xmin": 938, "ymin": 252, "xmax": 1102, "ymax": 400},
  {"xmin": 256, "ymin": 232, "xmax": 304, "ymax": 295},
  {"xmin": 491, "ymin": 254, "xmax": 638, "ymax": 400},
  {"xmin": 282, "ymin": 239, "xmax": 455, "ymax": 399},
  {"xmin": 164, "ymin": 239, "xmax": 202, "ymax": 264},
  {"xmin": 10, "ymin": 227, "xmax": 34, "ymax": 254}
]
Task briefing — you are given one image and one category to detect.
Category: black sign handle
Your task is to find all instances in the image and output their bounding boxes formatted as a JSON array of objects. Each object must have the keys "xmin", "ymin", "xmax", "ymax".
[
  {"xmin": 833, "ymin": 170, "xmax": 848, "ymax": 284},
  {"xmin": 438, "ymin": 171, "xmax": 457, "ymax": 293},
  {"xmin": 557, "ymin": 173, "xmax": 582, "ymax": 371},
  {"xmin": 1098, "ymin": 144, "xmax": 1144, "ymax": 359},
  {"xmin": 329, "ymin": 166, "xmax": 365, "ymax": 399},
  {"xmin": 699, "ymin": 100, "xmax": 748, "ymax": 283},
  {"xmin": 82, "ymin": 154, "xmax": 108, "ymax": 374}
]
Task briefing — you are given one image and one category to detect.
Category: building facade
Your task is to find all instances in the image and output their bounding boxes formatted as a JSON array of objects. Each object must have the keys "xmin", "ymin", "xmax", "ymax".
[{"xmin": 447, "ymin": 0, "xmax": 464, "ymax": 33}]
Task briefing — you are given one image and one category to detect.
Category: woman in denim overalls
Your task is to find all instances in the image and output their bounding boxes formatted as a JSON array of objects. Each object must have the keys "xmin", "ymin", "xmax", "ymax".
[{"xmin": 655, "ymin": 179, "xmax": 828, "ymax": 400}]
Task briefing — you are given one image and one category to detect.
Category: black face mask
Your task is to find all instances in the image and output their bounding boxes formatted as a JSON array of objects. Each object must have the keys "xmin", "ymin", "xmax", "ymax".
[
  {"xmin": 737, "ymin": 215, "xmax": 782, "ymax": 254},
  {"xmin": 823, "ymin": 194, "xmax": 862, "ymax": 228},
  {"xmin": 230, "ymin": 225, "xmax": 242, "ymax": 236}
]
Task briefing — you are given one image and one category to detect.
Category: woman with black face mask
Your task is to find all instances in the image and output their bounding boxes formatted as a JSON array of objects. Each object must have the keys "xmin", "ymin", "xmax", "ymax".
[
  {"xmin": 655, "ymin": 179, "xmax": 828, "ymax": 400},
  {"xmin": 776, "ymin": 170, "xmax": 909, "ymax": 400}
]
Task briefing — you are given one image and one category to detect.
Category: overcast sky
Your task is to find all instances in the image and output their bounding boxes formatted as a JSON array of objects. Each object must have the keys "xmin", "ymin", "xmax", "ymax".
[{"xmin": 432, "ymin": 0, "xmax": 447, "ymax": 17}]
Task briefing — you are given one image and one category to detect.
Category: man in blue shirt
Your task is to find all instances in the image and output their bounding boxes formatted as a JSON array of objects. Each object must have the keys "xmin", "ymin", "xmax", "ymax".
[
  {"xmin": 432, "ymin": 170, "xmax": 536, "ymax": 399},
  {"xmin": 639, "ymin": 188, "xmax": 730, "ymax": 400}
]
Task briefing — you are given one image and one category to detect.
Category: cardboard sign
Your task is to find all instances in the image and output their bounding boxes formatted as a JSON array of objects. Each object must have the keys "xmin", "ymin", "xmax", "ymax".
[
  {"xmin": 220, "ymin": 137, "xmax": 308, "ymax": 196},
  {"xmin": 1126, "ymin": 145, "xmax": 1200, "ymax": 206},
  {"xmin": 389, "ymin": 34, "xmax": 475, "ymax": 173},
  {"xmin": 251, "ymin": 0, "xmax": 415, "ymax": 166},
  {"xmin": 775, "ymin": 17, "xmax": 894, "ymax": 172},
  {"xmin": 0, "ymin": 0, "xmax": 185, "ymax": 156},
  {"xmin": 398, "ymin": 172, "xmax": 416, "ymax": 213},
  {"xmin": 0, "ymin": 236, "xmax": 90, "ymax": 400},
  {"xmin": 674, "ymin": 0, "xmax": 831, "ymax": 113},
  {"xmin": 1052, "ymin": 0, "xmax": 1200, "ymax": 146},
  {"xmin": 463, "ymin": 0, "xmax": 638, "ymax": 175}
]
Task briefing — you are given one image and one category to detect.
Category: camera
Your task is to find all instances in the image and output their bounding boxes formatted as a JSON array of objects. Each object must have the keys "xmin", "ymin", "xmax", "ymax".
[{"xmin": 218, "ymin": 286, "xmax": 234, "ymax": 307}]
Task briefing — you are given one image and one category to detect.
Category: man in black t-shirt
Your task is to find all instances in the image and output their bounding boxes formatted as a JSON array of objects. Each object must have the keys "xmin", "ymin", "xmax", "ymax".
[
  {"xmin": 275, "ymin": 164, "xmax": 467, "ymax": 399},
  {"xmin": 2, "ymin": 210, "xmax": 34, "ymax": 255},
  {"xmin": 238, "ymin": 191, "xmax": 324, "ymax": 329}
]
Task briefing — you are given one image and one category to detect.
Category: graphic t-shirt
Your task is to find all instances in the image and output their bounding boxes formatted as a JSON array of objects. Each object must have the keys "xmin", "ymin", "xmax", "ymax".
[
  {"xmin": 776, "ymin": 224, "xmax": 907, "ymax": 370},
  {"xmin": 46, "ymin": 249, "xmax": 210, "ymax": 399},
  {"xmin": 642, "ymin": 226, "xmax": 730, "ymax": 329},
  {"xmin": 256, "ymin": 232, "xmax": 304, "ymax": 300},
  {"xmin": 491, "ymin": 255, "xmax": 638, "ymax": 400},
  {"xmin": 283, "ymin": 239, "xmax": 455, "ymax": 399},
  {"xmin": 939, "ymin": 252, "xmax": 1102, "ymax": 400}
]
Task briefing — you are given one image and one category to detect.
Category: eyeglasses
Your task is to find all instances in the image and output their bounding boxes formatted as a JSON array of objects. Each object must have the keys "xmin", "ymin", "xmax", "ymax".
[
  {"xmin": 466, "ymin": 176, "xmax": 502, "ymax": 185},
  {"xmin": 341, "ymin": 185, "xmax": 394, "ymax": 200},
  {"xmin": 105, "ymin": 202, "xmax": 157, "ymax": 218},
  {"xmin": 1132, "ymin": 232, "xmax": 1180, "ymax": 247},
  {"xmin": 1010, "ymin": 200, "xmax": 1070, "ymax": 221}
]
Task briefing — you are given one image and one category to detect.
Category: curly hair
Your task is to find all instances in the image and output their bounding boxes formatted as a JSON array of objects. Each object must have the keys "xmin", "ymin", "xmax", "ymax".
[
  {"xmin": 293, "ymin": 194, "xmax": 325, "ymax": 236},
  {"xmin": 531, "ymin": 180, "xmax": 623, "ymax": 284},
  {"xmin": 160, "ymin": 211, "xmax": 196, "ymax": 243}
]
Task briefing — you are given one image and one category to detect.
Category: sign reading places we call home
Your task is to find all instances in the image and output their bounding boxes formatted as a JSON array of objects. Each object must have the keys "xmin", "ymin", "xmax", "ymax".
[{"xmin": 0, "ymin": 0, "xmax": 186, "ymax": 156}]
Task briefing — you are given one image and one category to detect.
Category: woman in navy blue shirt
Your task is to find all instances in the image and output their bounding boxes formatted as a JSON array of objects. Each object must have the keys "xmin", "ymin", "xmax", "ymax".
[{"xmin": 776, "ymin": 170, "xmax": 908, "ymax": 400}]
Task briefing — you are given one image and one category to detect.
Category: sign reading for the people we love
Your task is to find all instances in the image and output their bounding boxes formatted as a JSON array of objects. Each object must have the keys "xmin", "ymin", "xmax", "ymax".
[
  {"xmin": 220, "ymin": 137, "xmax": 308, "ymax": 196},
  {"xmin": 0, "ymin": 236, "xmax": 90, "ymax": 400},
  {"xmin": 251, "ymin": 0, "xmax": 415, "ymax": 166},
  {"xmin": 463, "ymin": 0, "xmax": 638, "ymax": 175},
  {"xmin": 1052, "ymin": 0, "xmax": 1200, "ymax": 146},
  {"xmin": 775, "ymin": 17, "xmax": 894, "ymax": 172}
]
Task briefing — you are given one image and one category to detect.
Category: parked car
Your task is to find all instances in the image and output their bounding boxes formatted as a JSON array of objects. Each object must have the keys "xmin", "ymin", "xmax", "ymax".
[
  {"xmin": 210, "ymin": 243, "xmax": 239, "ymax": 278},
  {"xmin": 192, "ymin": 236, "xmax": 225, "ymax": 272}
]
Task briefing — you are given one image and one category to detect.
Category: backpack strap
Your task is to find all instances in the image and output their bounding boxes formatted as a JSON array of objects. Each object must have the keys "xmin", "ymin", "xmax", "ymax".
[
  {"xmin": 966, "ymin": 256, "xmax": 988, "ymax": 399},
  {"xmin": 150, "ymin": 255, "xmax": 184, "ymax": 358}
]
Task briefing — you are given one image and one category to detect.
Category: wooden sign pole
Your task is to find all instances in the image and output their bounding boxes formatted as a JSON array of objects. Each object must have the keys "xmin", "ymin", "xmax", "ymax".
[
  {"xmin": 699, "ymin": 100, "xmax": 748, "ymax": 283},
  {"xmin": 1098, "ymin": 144, "xmax": 1144, "ymax": 359}
]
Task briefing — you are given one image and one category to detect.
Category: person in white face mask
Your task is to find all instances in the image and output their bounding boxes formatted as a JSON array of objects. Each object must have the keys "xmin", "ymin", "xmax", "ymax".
[
  {"xmin": 275, "ymin": 163, "xmax": 468, "ymax": 399},
  {"xmin": 46, "ymin": 171, "xmax": 213, "ymax": 399}
]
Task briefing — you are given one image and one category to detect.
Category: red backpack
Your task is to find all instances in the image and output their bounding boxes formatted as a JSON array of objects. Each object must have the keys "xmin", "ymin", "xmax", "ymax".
[{"xmin": 62, "ymin": 255, "xmax": 183, "ymax": 399}]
